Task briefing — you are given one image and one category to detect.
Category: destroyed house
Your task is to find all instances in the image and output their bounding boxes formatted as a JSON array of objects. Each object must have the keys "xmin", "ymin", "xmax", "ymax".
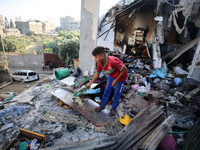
[
  {"xmin": 2, "ymin": 0, "xmax": 200, "ymax": 150},
  {"xmin": 98, "ymin": 0, "xmax": 200, "ymax": 81}
]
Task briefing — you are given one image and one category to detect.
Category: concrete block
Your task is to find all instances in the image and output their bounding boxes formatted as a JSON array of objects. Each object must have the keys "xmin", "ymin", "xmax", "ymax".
[
  {"xmin": 0, "ymin": 123, "xmax": 13, "ymax": 133},
  {"xmin": 52, "ymin": 124, "xmax": 63, "ymax": 137}
]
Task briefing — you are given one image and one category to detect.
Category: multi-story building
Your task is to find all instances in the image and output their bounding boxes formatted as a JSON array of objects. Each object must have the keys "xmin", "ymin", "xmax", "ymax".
[
  {"xmin": 60, "ymin": 16, "xmax": 80, "ymax": 31},
  {"xmin": 42, "ymin": 21, "xmax": 56, "ymax": 34},
  {"xmin": 6, "ymin": 28, "xmax": 20, "ymax": 36},
  {"xmin": 16, "ymin": 20, "xmax": 56, "ymax": 34},
  {"xmin": 0, "ymin": 15, "xmax": 4, "ymax": 36},
  {"xmin": 16, "ymin": 20, "xmax": 43, "ymax": 34}
]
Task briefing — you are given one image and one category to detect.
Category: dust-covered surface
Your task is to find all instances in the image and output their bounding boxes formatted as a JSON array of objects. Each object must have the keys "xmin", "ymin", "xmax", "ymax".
[{"xmin": 0, "ymin": 74, "xmax": 109, "ymax": 149}]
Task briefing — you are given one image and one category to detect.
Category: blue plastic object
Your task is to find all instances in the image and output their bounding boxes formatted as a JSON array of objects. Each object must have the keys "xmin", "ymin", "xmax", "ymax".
[
  {"xmin": 174, "ymin": 77, "xmax": 182, "ymax": 86},
  {"xmin": 149, "ymin": 68, "xmax": 167, "ymax": 79},
  {"xmin": 85, "ymin": 88, "xmax": 101, "ymax": 94}
]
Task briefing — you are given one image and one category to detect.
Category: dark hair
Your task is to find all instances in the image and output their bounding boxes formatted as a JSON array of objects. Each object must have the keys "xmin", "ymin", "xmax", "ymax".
[{"xmin": 92, "ymin": 46, "xmax": 106, "ymax": 56}]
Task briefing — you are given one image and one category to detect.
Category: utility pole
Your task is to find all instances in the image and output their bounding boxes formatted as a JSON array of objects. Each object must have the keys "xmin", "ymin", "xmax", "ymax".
[{"xmin": 0, "ymin": 35, "xmax": 8, "ymax": 69}]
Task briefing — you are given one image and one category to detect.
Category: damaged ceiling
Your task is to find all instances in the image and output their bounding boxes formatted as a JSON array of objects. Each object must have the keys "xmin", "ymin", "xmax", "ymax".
[{"xmin": 98, "ymin": 0, "xmax": 200, "ymax": 67}]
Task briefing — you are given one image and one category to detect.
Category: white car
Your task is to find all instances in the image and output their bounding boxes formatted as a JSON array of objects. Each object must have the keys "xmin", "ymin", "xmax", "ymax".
[{"xmin": 11, "ymin": 70, "xmax": 39, "ymax": 82}]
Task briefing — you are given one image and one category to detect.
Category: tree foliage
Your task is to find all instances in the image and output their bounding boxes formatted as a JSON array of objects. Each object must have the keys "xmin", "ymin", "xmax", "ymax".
[
  {"xmin": 4, "ymin": 17, "xmax": 9, "ymax": 28},
  {"xmin": 58, "ymin": 38, "xmax": 80, "ymax": 64},
  {"xmin": 0, "ymin": 30, "xmax": 80, "ymax": 62},
  {"xmin": 10, "ymin": 19, "xmax": 14, "ymax": 28},
  {"xmin": 3, "ymin": 38, "xmax": 26, "ymax": 53},
  {"xmin": 44, "ymin": 30, "xmax": 80, "ymax": 64},
  {"xmin": 26, "ymin": 31, "xmax": 35, "ymax": 36}
]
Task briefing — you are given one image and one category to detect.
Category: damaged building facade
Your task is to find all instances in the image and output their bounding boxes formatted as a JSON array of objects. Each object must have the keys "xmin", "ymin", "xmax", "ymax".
[
  {"xmin": 98, "ymin": 0, "xmax": 200, "ymax": 81},
  {"xmin": 1, "ymin": 0, "xmax": 200, "ymax": 149}
]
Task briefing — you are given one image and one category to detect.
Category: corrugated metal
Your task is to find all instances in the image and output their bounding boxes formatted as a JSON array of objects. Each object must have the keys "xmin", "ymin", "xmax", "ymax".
[
  {"xmin": 43, "ymin": 53, "xmax": 65, "ymax": 68},
  {"xmin": 182, "ymin": 118, "xmax": 200, "ymax": 150}
]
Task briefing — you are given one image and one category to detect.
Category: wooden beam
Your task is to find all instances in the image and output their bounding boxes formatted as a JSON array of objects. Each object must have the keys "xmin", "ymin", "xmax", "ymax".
[{"xmin": 140, "ymin": 115, "xmax": 176, "ymax": 150}]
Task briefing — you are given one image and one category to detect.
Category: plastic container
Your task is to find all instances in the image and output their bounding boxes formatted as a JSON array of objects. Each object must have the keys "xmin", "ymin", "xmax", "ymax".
[
  {"xmin": 174, "ymin": 77, "xmax": 182, "ymax": 86},
  {"xmin": 157, "ymin": 134, "xmax": 178, "ymax": 150},
  {"xmin": 55, "ymin": 68, "xmax": 70, "ymax": 80}
]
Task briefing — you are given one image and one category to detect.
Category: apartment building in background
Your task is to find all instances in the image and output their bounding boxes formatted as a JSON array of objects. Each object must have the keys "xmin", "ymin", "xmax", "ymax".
[
  {"xmin": 60, "ymin": 16, "xmax": 80, "ymax": 31},
  {"xmin": 0, "ymin": 15, "xmax": 4, "ymax": 36},
  {"xmin": 16, "ymin": 19, "xmax": 55, "ymax": 34},
  {"xmin": 16, "ymin": 20, "xmax": 43, "ymax": 34},
  {"xmin": 6, "ymin": 28, "xmax": 20, "ymax": 36},
  {"xmin": 43, "ymin": 21, "xmax": 56, "ymax": 34}
]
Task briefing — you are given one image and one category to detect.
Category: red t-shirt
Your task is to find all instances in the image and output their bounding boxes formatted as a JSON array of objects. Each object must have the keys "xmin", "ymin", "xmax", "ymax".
[{"xmin": 96, "ymin": 56, "xmax": 128, "ymax": 82}]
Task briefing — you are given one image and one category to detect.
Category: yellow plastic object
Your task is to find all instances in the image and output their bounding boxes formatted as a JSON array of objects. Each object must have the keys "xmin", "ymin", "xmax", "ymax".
[{"xmin": 119, "ymin": 114, "xmax": 132, "ymax": 126}]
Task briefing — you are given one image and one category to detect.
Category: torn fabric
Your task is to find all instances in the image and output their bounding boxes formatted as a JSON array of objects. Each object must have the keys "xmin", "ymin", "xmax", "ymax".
[{"xmin": 168, "ymin": 0, "xmax": 196, "ymax": 34}]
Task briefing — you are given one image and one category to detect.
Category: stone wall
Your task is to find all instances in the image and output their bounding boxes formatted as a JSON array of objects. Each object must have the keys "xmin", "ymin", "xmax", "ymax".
[
  {"xmin": 0, "ymin": 69, "xmax": 12, "ymax": 82},
  {"xmin": 7, "ymin": 54, "xmax": 44, "ymax": 70}
]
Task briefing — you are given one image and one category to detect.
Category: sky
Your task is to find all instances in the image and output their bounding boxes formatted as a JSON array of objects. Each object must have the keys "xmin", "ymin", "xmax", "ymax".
[{"xmin": 0, "ymin": 0, "xmax": 119, "ymax": 27}]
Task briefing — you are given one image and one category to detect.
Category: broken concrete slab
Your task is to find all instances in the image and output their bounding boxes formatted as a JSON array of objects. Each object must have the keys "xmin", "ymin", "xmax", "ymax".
[
  {"xmin": 0, "ymin": 123, "xmax": 13, "ymax": 133},
  {"xmin": 52, "ymin": 88, "xmax": 114, "ymax": 126},
  {"xmin": 42, "ymin": 111, "xmax": 88, "ymax": 127},
  {"xmin": 52, "ymin": 124, "xmax": 63, "ymax": 137},
  {"xmin": 128, "ymin": 95, "xmax": 149, "ymax": 110},
  {"xmin": 40, "ymin": 105, "xmax": 165, "ymax": 150},
  {"xmin": 105, "ymin": 118, "xmax": 124, "ymax": 136},
  {"xmin": 59, "ymin": 76, "xmax": 76, "ymax": 86},
  {"xmin": 17, "ymin": 95, "xmax": 35, "ymax": 104}
]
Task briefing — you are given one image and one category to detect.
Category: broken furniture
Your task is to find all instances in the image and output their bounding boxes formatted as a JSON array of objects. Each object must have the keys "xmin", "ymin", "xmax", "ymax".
[{"xmin": 5, "ymin": 128, "xmax": 46, "ymax": 150}]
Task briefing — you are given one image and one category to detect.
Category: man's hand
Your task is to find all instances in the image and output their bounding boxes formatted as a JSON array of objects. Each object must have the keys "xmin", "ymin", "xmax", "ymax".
[{"xmin": 111, "ymin": 79, "xmax": 118, "ymax": 87}]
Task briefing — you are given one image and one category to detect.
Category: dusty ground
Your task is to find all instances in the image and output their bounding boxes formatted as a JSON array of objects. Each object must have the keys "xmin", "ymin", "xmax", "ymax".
[
  {"xmin": 0, "ymin": 74, "xmax": 51, "ymax": 95},
  {"xmin": 0, "ymin": 81, "xmax": 37, "ymax": 95},
  {"xmin": 0, "ymin": 67, "xmax": 54, "ymax": 95}
]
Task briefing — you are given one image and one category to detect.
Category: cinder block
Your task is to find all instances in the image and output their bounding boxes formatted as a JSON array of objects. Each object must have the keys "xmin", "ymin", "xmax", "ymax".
[{"xmin": 52, "ymin": 124, "xmax": 63, "ymax": 137}]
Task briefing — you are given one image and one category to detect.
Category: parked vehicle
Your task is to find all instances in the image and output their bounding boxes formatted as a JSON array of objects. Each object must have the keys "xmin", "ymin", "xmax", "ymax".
[{"xmin": 11, "ymin": 70, "xmax": 39, "ymax": 82}]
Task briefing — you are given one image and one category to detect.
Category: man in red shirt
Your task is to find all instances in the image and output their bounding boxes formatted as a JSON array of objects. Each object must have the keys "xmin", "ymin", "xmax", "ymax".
[{"xmin": 87, "ymin": 46, "xmax": 128, "ymax": 116}]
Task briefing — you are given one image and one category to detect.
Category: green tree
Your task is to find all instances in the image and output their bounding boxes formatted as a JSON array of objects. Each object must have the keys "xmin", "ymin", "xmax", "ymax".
[
  {"xmin": 4, "ymin": 17, "xmax": 9, "ymax": 28},
  {"xmin": 1, "ymin": 38, "xmax": 26, "ymax": 53},
  {"xmin": 58, "ymin": 38, "xmax": 79, "ymax": 64},
  {"xmin": 43, "ymin": 39, "xmax": 61, "ymax": 54},
  {"xmin": 10, "ymin": 19, "xmax": 14, "ymax": 28},
  {"xmin": 26, "ymin": 31, "xmax": 35, "ymax": 36}
]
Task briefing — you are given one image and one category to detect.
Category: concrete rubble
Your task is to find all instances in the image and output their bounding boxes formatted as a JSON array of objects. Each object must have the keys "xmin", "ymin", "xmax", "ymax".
[{"xmin": 0, "ymin": 0, "xmax": 200, "ymax": 149}]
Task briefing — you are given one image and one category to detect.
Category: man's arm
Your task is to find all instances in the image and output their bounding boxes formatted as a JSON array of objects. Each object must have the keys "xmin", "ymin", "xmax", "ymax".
[
  {"xmin": 112, "ymin": 66, "xmax": 127, "ymax": 87},
  {"xmin": 86, "ymin": 72, "xmax": 100, "ymax": 88}
]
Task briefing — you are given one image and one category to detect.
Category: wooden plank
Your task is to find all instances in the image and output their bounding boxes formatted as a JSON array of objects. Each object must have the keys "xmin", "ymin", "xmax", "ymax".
[
  {"xmin": 141, "ymin": 115, "xmax": 176, "ymax": 150},
  {"xmin": 162, "ymin": 36, "xmax": 200, "ymax": 65},
  {"xmin": 187, "ymin": 40, "xmax": 200, "ymax": 81},
  {"xmin": 111, "ymin": 105, "xmax": 165, "ymax": 150},
  {"xmin": 51, "ymin": 88, "xmax": 114, "ymax": 126}
]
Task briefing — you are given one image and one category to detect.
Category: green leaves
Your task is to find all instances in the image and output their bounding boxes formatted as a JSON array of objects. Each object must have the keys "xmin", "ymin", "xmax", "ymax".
[
  {"xmin": 1, "ymin": 38, "xmax": 27, "ymax": 53},
  {"xmin": 0, "ymin": 30, "xmax": 80, "ymax": 63},
  {"xmin": 58, "ymin": 38, "xmax": 80, "ymax": 64}
]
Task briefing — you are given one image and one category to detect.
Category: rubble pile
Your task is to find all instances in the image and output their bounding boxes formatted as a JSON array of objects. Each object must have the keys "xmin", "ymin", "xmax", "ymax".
[
  {"xmin": 0, "ymin": 0, "xmax": 200, "ymax": 148},
  {"xmin": 0, "ymin": 49, "xmax": 200, "ymax": 149}
]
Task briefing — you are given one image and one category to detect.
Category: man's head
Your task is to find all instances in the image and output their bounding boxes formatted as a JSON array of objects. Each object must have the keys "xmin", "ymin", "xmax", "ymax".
[{"xmin": 92, "ymin": 46, "xmax": 106, "ymax": 63}]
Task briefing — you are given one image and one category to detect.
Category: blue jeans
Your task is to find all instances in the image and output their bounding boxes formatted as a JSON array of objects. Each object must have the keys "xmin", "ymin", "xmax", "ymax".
[{"xmin": 101, "ymin": 75, "xmax": 125, "ymax": 110}]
